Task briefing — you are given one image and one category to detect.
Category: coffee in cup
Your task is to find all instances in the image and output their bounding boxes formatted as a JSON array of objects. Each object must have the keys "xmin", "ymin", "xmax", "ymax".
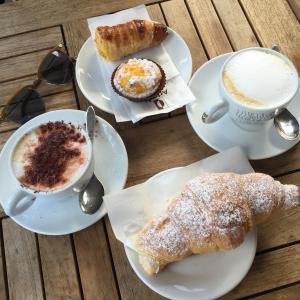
[
  {"xmin": 6, "ymin": 119, "xmax": 93, "ymax": 216},
  {"xmin": 202, "ymin": 47, "xmax": 299, "ymax": 130},
  {"xmin": 222, "ymin": 49, "xmax": 297, "ymax": 108},
  {"xmin": 12, "ymin": 121, "xmax": 89, "ymax": 192}
]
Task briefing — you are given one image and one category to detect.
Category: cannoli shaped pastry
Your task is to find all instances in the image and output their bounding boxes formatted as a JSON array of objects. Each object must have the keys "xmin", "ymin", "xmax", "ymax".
[
  {"xmin": 95, "ymin": 19, "xmax": 168, "ymax": 61},
  {"xmin": 134, "ymin": 173, "xmax": 299, "ymax": 275}
]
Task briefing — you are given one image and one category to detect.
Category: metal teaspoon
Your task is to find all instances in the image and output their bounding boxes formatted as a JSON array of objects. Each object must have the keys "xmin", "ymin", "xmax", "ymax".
[
  {"xmin": 79, "ymin": 106, "xmax": 104, "ymax": 214},
  {"xmin": 272, "ymin": 44, "xmax": 299, "ymax": 140}
]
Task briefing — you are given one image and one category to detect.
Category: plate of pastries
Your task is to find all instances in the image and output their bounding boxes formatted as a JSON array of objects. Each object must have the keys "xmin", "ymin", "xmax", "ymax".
[
  {"xmin": 76, "ymin": 19, "xmax": 192, "ymax": 113},
  {"xmin": 124, "ymin": 170, "xmax": 299, "ymax": 300}
]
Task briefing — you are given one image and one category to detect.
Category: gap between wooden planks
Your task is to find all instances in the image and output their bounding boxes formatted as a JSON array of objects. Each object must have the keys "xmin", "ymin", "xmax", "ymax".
[{"xmin": 0, "ymin": 1, "xmax": 298, "ymax": 298}]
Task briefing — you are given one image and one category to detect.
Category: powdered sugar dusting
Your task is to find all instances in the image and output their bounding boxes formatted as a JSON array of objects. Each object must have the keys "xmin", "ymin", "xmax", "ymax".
[
  {"xmin": 113, "ymin": 58, "xmax": 162, "ymax": 98},
  {"xmin": 284, "ymin": 185, "xmax": 299, "ymax": 208},
  {"xmin": 135, "ymin": 173, "xmax": 299, "ymax": 274}
]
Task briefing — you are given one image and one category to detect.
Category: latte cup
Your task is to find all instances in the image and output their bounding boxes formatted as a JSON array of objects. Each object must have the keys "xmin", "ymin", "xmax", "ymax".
[
  {"xmin": 202, "ymin": 47, "xmax": 299, "ymax": 131},
  {"xmin": 6, "ymin": 122, "xmax": 94, "ymax": 216}
]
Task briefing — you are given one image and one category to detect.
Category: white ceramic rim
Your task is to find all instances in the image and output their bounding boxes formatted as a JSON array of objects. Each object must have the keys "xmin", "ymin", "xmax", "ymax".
[
  {"xmin": 220, "ymin": 47, "xmax": 299, "ymax": 111},
  {"xmin": 0, "ymin": 109, "xmax": 129, "ymax": 234},
  {"xmin": 186, "ymin": 52, "xmax": 300, "ymax": 160},
  {"xmin": 124, "ymin": 167, "xmax": 257, "ymax": 300},
  {"xmin": 8, "ymin": 120, "xmax": 93, "ymax": 196},
  {"xmin": 75, "ymin": 27, "xmax": 193, "ymax": 114}
]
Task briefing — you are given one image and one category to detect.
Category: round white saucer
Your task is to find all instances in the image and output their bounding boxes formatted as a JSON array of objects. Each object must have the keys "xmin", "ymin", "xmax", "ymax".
[
  {"xmin": 186, "ymin": 53, "xmax": 300, "ymax": 160},
  {"xmin": 124, "ymin": 168, "xmax": 257, "ymax": 300},
  {"xmin": 76, "ymin": 28, "xmax": 192, "ymax": 114},
  {"xmin": 0, "ymin": 109, "xmax": 128, "ymax": 235}
]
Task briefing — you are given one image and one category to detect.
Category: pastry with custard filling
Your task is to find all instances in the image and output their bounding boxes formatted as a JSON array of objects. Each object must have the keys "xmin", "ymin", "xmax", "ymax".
[{"xmin": 111, "ymin": 58, "xmax": 166, "ymax": 102}]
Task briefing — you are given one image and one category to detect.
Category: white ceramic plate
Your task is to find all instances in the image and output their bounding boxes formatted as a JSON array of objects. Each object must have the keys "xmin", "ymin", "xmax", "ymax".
[
  {"xmin": 125, "ymin": 168, "xmax": 257, "ymax": 300},
  {"xmin": 0, "ymin": 109, "xmax": 128, "ymax": 235},
  {"xmin": 76, "ymin": 28, "xmax": 192, "ymax": 113},
  {"xmin": 186, "ymin": 53, "xmax": 300, "ymax": 160}
]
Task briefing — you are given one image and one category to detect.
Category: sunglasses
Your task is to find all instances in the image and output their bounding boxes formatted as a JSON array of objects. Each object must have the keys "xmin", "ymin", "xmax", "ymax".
[{"xmin": 0, "ymin": 44, "xmax": 75, "ymax": 125}]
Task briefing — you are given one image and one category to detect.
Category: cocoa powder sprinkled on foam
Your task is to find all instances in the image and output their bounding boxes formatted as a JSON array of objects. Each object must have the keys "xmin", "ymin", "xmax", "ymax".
[{"xmin": 21, "ymin": 121, "xmax": 86, "ymax": 190}]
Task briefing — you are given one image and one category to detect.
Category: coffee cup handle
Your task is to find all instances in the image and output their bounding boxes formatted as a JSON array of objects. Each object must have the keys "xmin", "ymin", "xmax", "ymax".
[
  {"xmin": 202, "ymin": 101, "xmax": 229, "ymax": 123},
  {"xmin": 5, "ymin": 189, "xmax": 35, "ymax": 216}
]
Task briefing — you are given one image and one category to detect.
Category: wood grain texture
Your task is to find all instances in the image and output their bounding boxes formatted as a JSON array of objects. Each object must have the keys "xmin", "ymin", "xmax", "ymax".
[
  {"xmin": 120, "ymin": 114, "xmax": 215, "ymax": 185},
  {"xmin": 288, "ymin": 0, "xmax": 300, "ymax": 20},
  {"xmin": 3, "ymin": 219, "xmax": 43, "ymax": 300},
  {"xmin": 257, "ymin": 171, "xmax": 300, "ymax": 252},
  {"xmin": 212, "ymin": 0, "xmax": 259, "ymax": 50},
  {"xmin": 162, "ymin": 0, "xmax": 207, "ymax": 72},
  {"xmin": 252, "ymin": 284, "xmax": 300, "ymax": 300},
  {"xmin": 0, "ymin": 26, "xmax": 61, "ymax": 60},
  {"xmin": 0, "ymin": 0, "xmax": 162, "ymax": 38},
  {"xmin": 147, "ymin": 4, "xmax": 166, "ymax": 24},
  {"xmin": 105, "ymin": 218, "xmax": 165, "ymax": 300},
  {"xmin": 0, "ymin": 131, "xmax": 13, "ymax": 152},
  {"xmin": 0, "ymin": 90, "xmax": 77, "ymax": 133},
  {"xmin": 221, "ymin": 244, "xmax": 300, "ymax": 299},
  {"xmin": 73, "ymin": 221, "xmax": 119, "ymax": 299},
  {"xmin": 0, "ymin": 49, "xmax": 50, "ymax": 83},
  {"xmin": 251, "ymin": 145, "xmax": 300, "ymax": 177},
  {"xmin": 0, "ymin": 222, "xmax": 7, "ymax": 300},
  {"xmin": 241, "ymin": 0, "xmax": 300, "ymax": 71},
  {"xmin": 119, "ymin": 112, "xmax": 300, "ymax": 185},
  {"xmin": 186, "ymin": 0, "xmax": 232, "ymax": 58},
  {"xmin": 38, "ymin": 234, "xmax": 81, "ymax": 300},
  {"xmin": 0, "ymin": 75, "xmax": 72, "ymax": 107}
]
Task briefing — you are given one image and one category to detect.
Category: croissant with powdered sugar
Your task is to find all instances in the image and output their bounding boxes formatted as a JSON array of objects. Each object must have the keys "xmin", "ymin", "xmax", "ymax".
[
  {"xmin": 95, "ymin": 19, "xmax": 168, "ymax": 61},
  {"xmin": 134, "ymin": 173, "xmax": 299, "ymax": 275}
]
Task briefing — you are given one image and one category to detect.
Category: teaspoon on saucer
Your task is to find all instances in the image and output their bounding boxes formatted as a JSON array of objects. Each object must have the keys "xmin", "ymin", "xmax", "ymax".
[
  {"xmin": 79, "ymin": 106, "xmax": 104, "ymax": 214},
  {"xmin": 272, "ymin": 44, "xmax": 299, "ymax": 140}
]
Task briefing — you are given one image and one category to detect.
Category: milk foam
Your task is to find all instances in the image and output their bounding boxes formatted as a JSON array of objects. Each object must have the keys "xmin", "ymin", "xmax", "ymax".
[
  {"xmin": 223, "ymin": 50, "xmax": 297, "ymax": 107},
  {"xmin": 12, "ymin": 127, "xmax": 88, "ymax": 192}
]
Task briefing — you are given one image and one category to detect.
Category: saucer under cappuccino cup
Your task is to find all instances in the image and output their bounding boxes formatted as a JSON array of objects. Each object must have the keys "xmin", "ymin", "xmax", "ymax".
[{"xmin": 202, "ymin": 47, "xmax": 299, "ymax": 131}]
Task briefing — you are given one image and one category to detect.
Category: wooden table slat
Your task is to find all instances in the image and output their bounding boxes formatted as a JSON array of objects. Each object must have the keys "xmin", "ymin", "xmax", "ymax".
[
  {"xmin": 240, "ymin": 0, "xmax": 300, "ymax": 71},
  {"xmin": 73, "ymin": 221, "xmax": 119, "ymax": 299},
  {"xmin": 0, "ymin": 26, "xmax": 61, "ymax": 60},
  {"xmin": 0, "ymin": 0, "xmax": 164, "ymax": 38},
  {"xmin": 221, "ymin": 244, "xmax": 300, "ymax": 299},
  {"xmin": 0, "ymin": 0, "xmax": 300, "ymax": 299},
  {"xmin": 288, "ymin": 0, "xmax": 300, "ymax": 21},
  {"xmin": 3, "ymin": 219, "xmax": 44, "ymax": 300},
  {"xmin": 162, "ymin": 0, "xmax": 208, "ymax": 73},
  {"xmin": 147, "ymin": 3, "xmax": 166, "ymax": 25},
  {"xmin": 186, "ymin": 0, "xmax": 232, "ymax": 58},
  {"xmin": 105, "ymin": 218, "xmax": 165, "ymax": 300},
  {"xmin": 256, "ymin": 172, "xmax": 300, "ymax": 252},
  {"xmin": 212, "ymin": 0, "xmax": 259, "ymax": 50},
  {"xmin": 0, "ymin": 222, "xmax": 7, "ymax": 300},
  {"xmin": 0, "ymin": 90, "xmax": 77, "ymax": 133},
  {"xmin": 38, "ymin": 234, "xmax": 81, "ymax": 300},
  {"xmin": 0, "ymin": 49, "xmax": 53, "ymax": 83},
  {"xmin": 252, "ymin": 283, "xmax": 300, "ymax": 300},
  {"xmin": 1, "ymin": 76, "xmax": 72, "ymax": 108}
]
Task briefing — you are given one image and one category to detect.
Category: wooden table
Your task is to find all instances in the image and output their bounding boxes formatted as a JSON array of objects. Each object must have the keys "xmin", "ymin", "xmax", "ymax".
[{"xmin": 0, "ymin": 0, "xmax": 300, "ymax": 299}]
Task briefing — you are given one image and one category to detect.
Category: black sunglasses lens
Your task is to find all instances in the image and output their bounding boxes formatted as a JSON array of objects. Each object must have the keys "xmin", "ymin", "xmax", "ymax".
[
  {"xmin": 2, "ymin": 88, "xmax": 45, "ymax": 124},
  {"xmin": 39, "ymin": 50, "xmax": 73, "ymax": 85}
]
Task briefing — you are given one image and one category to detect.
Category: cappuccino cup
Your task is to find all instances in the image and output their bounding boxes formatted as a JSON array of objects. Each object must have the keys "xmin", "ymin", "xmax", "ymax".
[
  {"xmin": 6, "ymin": 120, "xmax": 94, "ymax": 216},
  {"xmin": 202, "ymin": 47, "xmax": 299, "ymax": 130}
]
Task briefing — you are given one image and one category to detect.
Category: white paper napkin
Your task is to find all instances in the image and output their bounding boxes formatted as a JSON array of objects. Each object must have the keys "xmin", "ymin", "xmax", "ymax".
[
  {"xmin": 103, "ymin": 147, "xmax": 254, "ymax": 251},
  {"xmin": 87, "ymin": 5, "xmax": 195, "ymax": 122}
]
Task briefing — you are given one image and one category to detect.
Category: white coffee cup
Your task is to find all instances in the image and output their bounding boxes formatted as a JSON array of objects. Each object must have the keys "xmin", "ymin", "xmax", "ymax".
[
  {"xmin": 6, "ymin": 121, "xmax": 94, "ymax": 216},
  {"xmin": 202, "ymin": 47, "xmax": 299, "ymax": 131}
]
